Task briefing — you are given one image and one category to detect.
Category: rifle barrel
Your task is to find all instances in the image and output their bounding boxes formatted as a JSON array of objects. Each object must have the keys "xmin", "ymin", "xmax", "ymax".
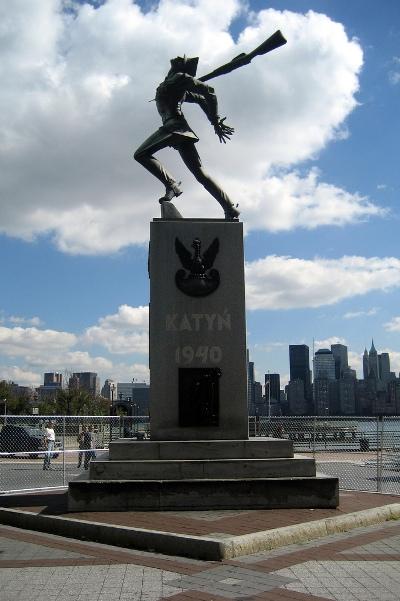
[{"xmin": 199, "ymin": 30, "xmax": 286, "ymax": 83}]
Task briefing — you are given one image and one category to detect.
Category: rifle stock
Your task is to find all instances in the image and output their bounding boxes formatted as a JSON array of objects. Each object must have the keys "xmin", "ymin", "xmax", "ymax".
[{"xmin": 199, "ymin": 30, "xmax": 286, "ymax": 83}]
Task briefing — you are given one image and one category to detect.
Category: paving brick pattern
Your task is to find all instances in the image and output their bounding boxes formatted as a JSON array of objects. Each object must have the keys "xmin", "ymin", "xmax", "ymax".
[
  {"xmin": 4, "ymin": 490, "xmax": 400, "ymax": 538},
  {"xmin": 2, "ymin": 493, "xmax": 400, "ymax": 600}
]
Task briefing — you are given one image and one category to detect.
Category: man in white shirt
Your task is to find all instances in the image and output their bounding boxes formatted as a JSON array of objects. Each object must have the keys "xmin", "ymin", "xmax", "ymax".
[{"xmin": 43, "ymin": 420, "xmax": 55, "ymax": 470}]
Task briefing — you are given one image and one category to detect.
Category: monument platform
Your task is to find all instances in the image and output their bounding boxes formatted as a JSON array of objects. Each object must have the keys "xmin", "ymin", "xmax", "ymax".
[{"xmin": 67, "ymin": 438, "xmax": 338, "ymax": 512}]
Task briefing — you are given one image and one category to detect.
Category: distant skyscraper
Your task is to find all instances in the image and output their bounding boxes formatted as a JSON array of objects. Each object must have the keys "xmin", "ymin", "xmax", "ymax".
[
  {"xmin": 265, "ymin": 373, "xmax": 280, "ymax": 402},
  {"xmin": 379, "ymin": 353, "xmax": 391, "ymax": 383},
  {"xmin": 363, "ymin": 340, "xmax": 384, "ymax": 381},
  {"xmin": 368, "ymin": 339, "xmax": 379, "ymax": 379},
  {"xmin": 289, "ymin": 345, "xmax": 311, "ymax": 404},
  {"xmin": 286, "ymin": 379, "xmax": 307, "ymax": 415},
  {"xmin": 363, "ymin": 348, "xmax": 369, "ymax": 380},
  {"xmin": 37, "ymin": 372, "xmax": 63, "ymax": 401},
  {"xmin": 314, "ymin": 349, "xmax": 336, "ymax": 380},
  {"xmin": 247, "ymin": 350, "xmax": 255, "ymax": 414},
  {"xmin": 71, "ymin": 372, "xmax": 99, "ymax": 396},
  {"xmin": 101, "ymin": 379, "xmax": 116, "ymax": 401},
  {"xmin": 44, "ymin": 372, "xmax": 63, "ymax": 386},
  {"xmin": 313, "ymin": 378, "xmax": 331, "ymax": 415},
  {"xmin": 331, "ymin": 344, "xmax": 348, "ymax": 379}
]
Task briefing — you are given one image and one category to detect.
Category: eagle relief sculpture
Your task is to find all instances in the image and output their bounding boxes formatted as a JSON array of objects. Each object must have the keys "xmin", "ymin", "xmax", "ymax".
[{"xmin": 175, "ymin": 237, "xmax": 220, "ymax": 297}]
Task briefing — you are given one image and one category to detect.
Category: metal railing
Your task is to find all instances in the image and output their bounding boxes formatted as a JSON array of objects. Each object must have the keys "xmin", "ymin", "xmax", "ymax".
[{"xmin": 1, "ymin": 415, "xmax": 400, "ymax": 495}]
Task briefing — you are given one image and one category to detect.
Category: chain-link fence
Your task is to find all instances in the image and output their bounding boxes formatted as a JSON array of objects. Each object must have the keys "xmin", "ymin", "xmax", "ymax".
[
  {"xmin": 1, "ymin": 415, "xmax": 400, "ymax": 495},
  {"xmin": 251, "ymin": 415, "xmax": 400, "ymax": 494},
  {"xmin": 0, "ymin": 415, "xmax": 149, "ymax": 493}
]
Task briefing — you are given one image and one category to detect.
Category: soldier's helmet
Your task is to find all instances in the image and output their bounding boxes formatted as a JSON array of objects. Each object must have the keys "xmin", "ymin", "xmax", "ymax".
[{"xmin": 169, "ymin": 55, "xmax": 199, "ymax": 77}]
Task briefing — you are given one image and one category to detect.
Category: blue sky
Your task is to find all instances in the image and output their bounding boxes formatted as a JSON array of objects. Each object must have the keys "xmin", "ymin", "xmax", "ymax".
[{"xmin": 0, "ymin": 0, "xmax": 399, "ymax": 389}]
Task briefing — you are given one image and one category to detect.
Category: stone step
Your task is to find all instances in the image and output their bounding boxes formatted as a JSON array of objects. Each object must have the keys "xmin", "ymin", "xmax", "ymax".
[
  {"xmin": 68, "ymin": 475, "xmax": 339, "ymax": 511},
  {"xmin": 109, "ymin": 437, "xmax": 294, "ymax": 461},
  {"xmin": 89, "ymin": 456, "xmax": 315, "ymax": 481}
]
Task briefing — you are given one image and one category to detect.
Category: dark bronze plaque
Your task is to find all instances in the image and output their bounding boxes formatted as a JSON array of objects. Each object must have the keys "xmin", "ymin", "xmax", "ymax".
[{"xmin": 179, "ymin": 367, "xmax": 221, "ymax": 427}]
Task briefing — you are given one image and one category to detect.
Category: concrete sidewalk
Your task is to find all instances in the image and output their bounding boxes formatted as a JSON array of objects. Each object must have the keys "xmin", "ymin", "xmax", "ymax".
[
  {"xmin": 2, "ymin": 515, "xmax": 400, "ymax": 599},
  {"xmin": 1, "ymin": 490, "xmax": 400, "ymax": 560}
]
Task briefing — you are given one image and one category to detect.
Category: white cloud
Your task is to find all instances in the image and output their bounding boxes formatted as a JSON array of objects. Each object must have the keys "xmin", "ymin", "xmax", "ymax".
[
  {"xmin": 241, "ymin": 169, "xmax": 384, "ymax": 233},
  {"xmin": 343, "ymin": 308, "xmax": 377, "ymax": 319},
  {"xmin": 0, "ymin": 326, "xmax": 77, "ymax": 358},
  {"xmin": 9, "ymin": 315, "xmax": 43, "ymax": 327},
  {"xmin": 0, "ymin": 365, "xmax": 41, "ymax": 387},
  {"xmin": 83, "ymin": 304, "xmax": 149, "ymax": 354},
  {"xmin": 315, "ymin": 337, "xmax": 347, "ymax": 349},
  {"xmin": 245, "ymin": 255, "xmax": 400, "ymax": 310},
  {"xmin": 0, "ymin": 1, "xmax": 379, "ymax": 254},
  {"xmin": 384, "ymin": 317, "xmax": 400, "ymax": 332}
]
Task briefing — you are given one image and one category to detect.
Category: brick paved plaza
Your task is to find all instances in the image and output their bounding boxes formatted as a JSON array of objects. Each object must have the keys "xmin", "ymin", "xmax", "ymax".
[{"xmin": 1, "ymin": 491, "xmax": 400, "ymax": 600}]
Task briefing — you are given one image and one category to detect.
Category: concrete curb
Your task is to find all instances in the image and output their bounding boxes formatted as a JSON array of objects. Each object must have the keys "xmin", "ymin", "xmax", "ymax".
[
  {"xmin": 220, "ymin": 502, "xmax": 400, "ymax": 558},
  {"xmin": 0, "ymin": 503, "xmax": 399, "ymax": 561}
]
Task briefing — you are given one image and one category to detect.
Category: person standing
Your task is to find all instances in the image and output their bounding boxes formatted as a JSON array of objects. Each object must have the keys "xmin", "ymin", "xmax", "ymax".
[
  {"xmin": 77, "ymin": 426, "xmax": 87, "ymax": 468},
  {"xmin": 83, "ymin": 425, "xmax": 96, "ymax": 470},
  {"xmin": 43, "ymin": 420, "xmax": 55, "ymax": 470}
]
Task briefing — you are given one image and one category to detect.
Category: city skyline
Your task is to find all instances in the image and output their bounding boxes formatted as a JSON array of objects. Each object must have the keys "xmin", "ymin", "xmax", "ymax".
[{"xmin": 1, "ymin": 0, "xmax": 400, "ymax": 387}]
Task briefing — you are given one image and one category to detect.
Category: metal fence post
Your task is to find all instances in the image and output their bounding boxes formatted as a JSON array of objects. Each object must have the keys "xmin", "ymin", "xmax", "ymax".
[
  {"xmin": 312, "ymin": 415, "xmax": 316, "ymax": 457},
  {"xmin": 376, "ymin": 416, "xmax": 383, "ymax": 493},
  {"xmin": 62, "ymin": 415, "xmax": 66, "ymax": 487}
]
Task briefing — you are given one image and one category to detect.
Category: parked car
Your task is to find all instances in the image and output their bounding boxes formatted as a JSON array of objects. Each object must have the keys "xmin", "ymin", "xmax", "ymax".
[{"xmin": 0, "ymin": 425, "xmax": 61, "ymax": 458}]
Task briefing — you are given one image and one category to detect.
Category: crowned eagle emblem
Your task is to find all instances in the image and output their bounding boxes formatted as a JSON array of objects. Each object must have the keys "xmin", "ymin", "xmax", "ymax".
[{"xmin": 175, "ymin": 237, "xmax": 220, "ymax": 297}]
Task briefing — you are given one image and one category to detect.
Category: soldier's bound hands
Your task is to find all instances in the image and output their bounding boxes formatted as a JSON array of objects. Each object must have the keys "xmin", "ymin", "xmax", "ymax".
[{"xmin": 214, "ymin": 117, "xmax": 234, "ymax": 143}]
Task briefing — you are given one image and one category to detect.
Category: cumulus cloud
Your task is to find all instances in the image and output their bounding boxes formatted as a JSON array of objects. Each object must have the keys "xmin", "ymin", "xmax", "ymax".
[
  {"xmin": 0, "ymin": 326, "xmax": 77, "ymax": 358},
  {"xmin": 0, "ymin": 365, "xmax": 42, "ymax": 387},
  {"xmin": 0, "ymin": 305, "xmax": 150, "ymax": 385},
  {"xmin": 315, "ymin": 337, "xmax": 347, "ymax": 349},
  {"xmin": 83, "ymin": 304, "xmax": 149, "ymax": 354},
  {"xmin": 245, "ymin": 255, "xmax": 400, "ymax": 310},
  {"xmin": 0, "ymin": 0, "xmax": 379, "ymax": 254},
  {"xmin": 241, "ymin": 169, "xmax": 385, "ymax": 233},
  {"xmin": 384, "ymin": 317, "xmax": 400, "ymax": 332}
]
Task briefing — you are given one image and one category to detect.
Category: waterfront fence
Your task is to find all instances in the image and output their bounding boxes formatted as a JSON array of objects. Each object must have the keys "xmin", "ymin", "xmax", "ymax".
[{"xmin": 1, "ymin": 415, "xmax": 400, "ymax": 495}]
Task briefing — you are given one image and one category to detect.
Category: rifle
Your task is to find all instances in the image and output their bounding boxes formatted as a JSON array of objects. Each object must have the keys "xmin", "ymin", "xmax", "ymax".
[{"xmin": 199, "ymin": 30, "xmax": 286, "ymax": 83}]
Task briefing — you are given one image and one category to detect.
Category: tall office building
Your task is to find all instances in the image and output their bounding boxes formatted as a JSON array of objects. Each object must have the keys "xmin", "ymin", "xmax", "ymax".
[
  {"xmin": 289, "ymin": 345, "xmax": 312, "ymax": 405},
  {"xmin": 71, "ymin": 372, "xmax": 100, "ymax": 396},
  {"xmin": 379, "ymin": 353, "xmax": 391, "ymax": 383},
  {"xmin": 37, "ymin": 372, "xmax": 63, "ymax": 401},
  {"xmin": 363, "ymin": 348, "xmax": 369, "ymax": 379},
  {"xmin": 314, "ymin": 349, "xmax": 336, "ymax": 380},
  {"xmin": 265, "ymin": 373, "xmax": 280, "ymax": 402},
  {"xmin": 101, "ymin": 379, "xmax": 116, "ymax": 401},
  {"xmin": 331, "ymin": 344, "xmax": 348, "ymax": 379},
  {"xmin": 286, "ymin": 379, "xmax": 308, "ymax": 415},
  {"xmin": 368, "ymin": 340, "xmax": 379, "ymax": 379},
  {"xmin": 247, "ymin": 351, "xmax": 255, "ymax": 414},
  {"xmin": 44, "ymin": 372, "xmax": 63, "ymax": 386}
]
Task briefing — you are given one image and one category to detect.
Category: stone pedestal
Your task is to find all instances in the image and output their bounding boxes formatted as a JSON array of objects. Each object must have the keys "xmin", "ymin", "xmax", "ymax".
[
  {"xmin": 68, "ymin": 212, "xmax": 339, "ymax": 512},
  {"xmin": 149, "ymin": 218, "xmax": 247, "ymax": 440}
]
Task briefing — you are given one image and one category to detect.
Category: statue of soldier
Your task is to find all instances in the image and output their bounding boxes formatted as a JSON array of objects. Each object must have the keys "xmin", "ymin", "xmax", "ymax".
[{"xmin": 134, "ymin": 55, "xmax": 240, "ymax": 220}]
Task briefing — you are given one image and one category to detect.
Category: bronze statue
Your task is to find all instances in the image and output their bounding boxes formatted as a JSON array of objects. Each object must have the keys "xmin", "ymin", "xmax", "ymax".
[{"xmin": 134, "ymin": 31, "xmax": 286, "ymax": 220}]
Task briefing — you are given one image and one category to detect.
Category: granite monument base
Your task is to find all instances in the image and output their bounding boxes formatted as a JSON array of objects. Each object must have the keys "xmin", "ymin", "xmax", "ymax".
[{"xmin": 68, "ymin": 438, "xmax": 339, "ymax": 511}]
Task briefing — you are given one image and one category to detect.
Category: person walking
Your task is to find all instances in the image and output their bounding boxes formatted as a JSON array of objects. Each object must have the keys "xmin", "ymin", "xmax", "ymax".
[{"xmin": 43, "ymin": 420, "xmax": 55, "ymax": 470}]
